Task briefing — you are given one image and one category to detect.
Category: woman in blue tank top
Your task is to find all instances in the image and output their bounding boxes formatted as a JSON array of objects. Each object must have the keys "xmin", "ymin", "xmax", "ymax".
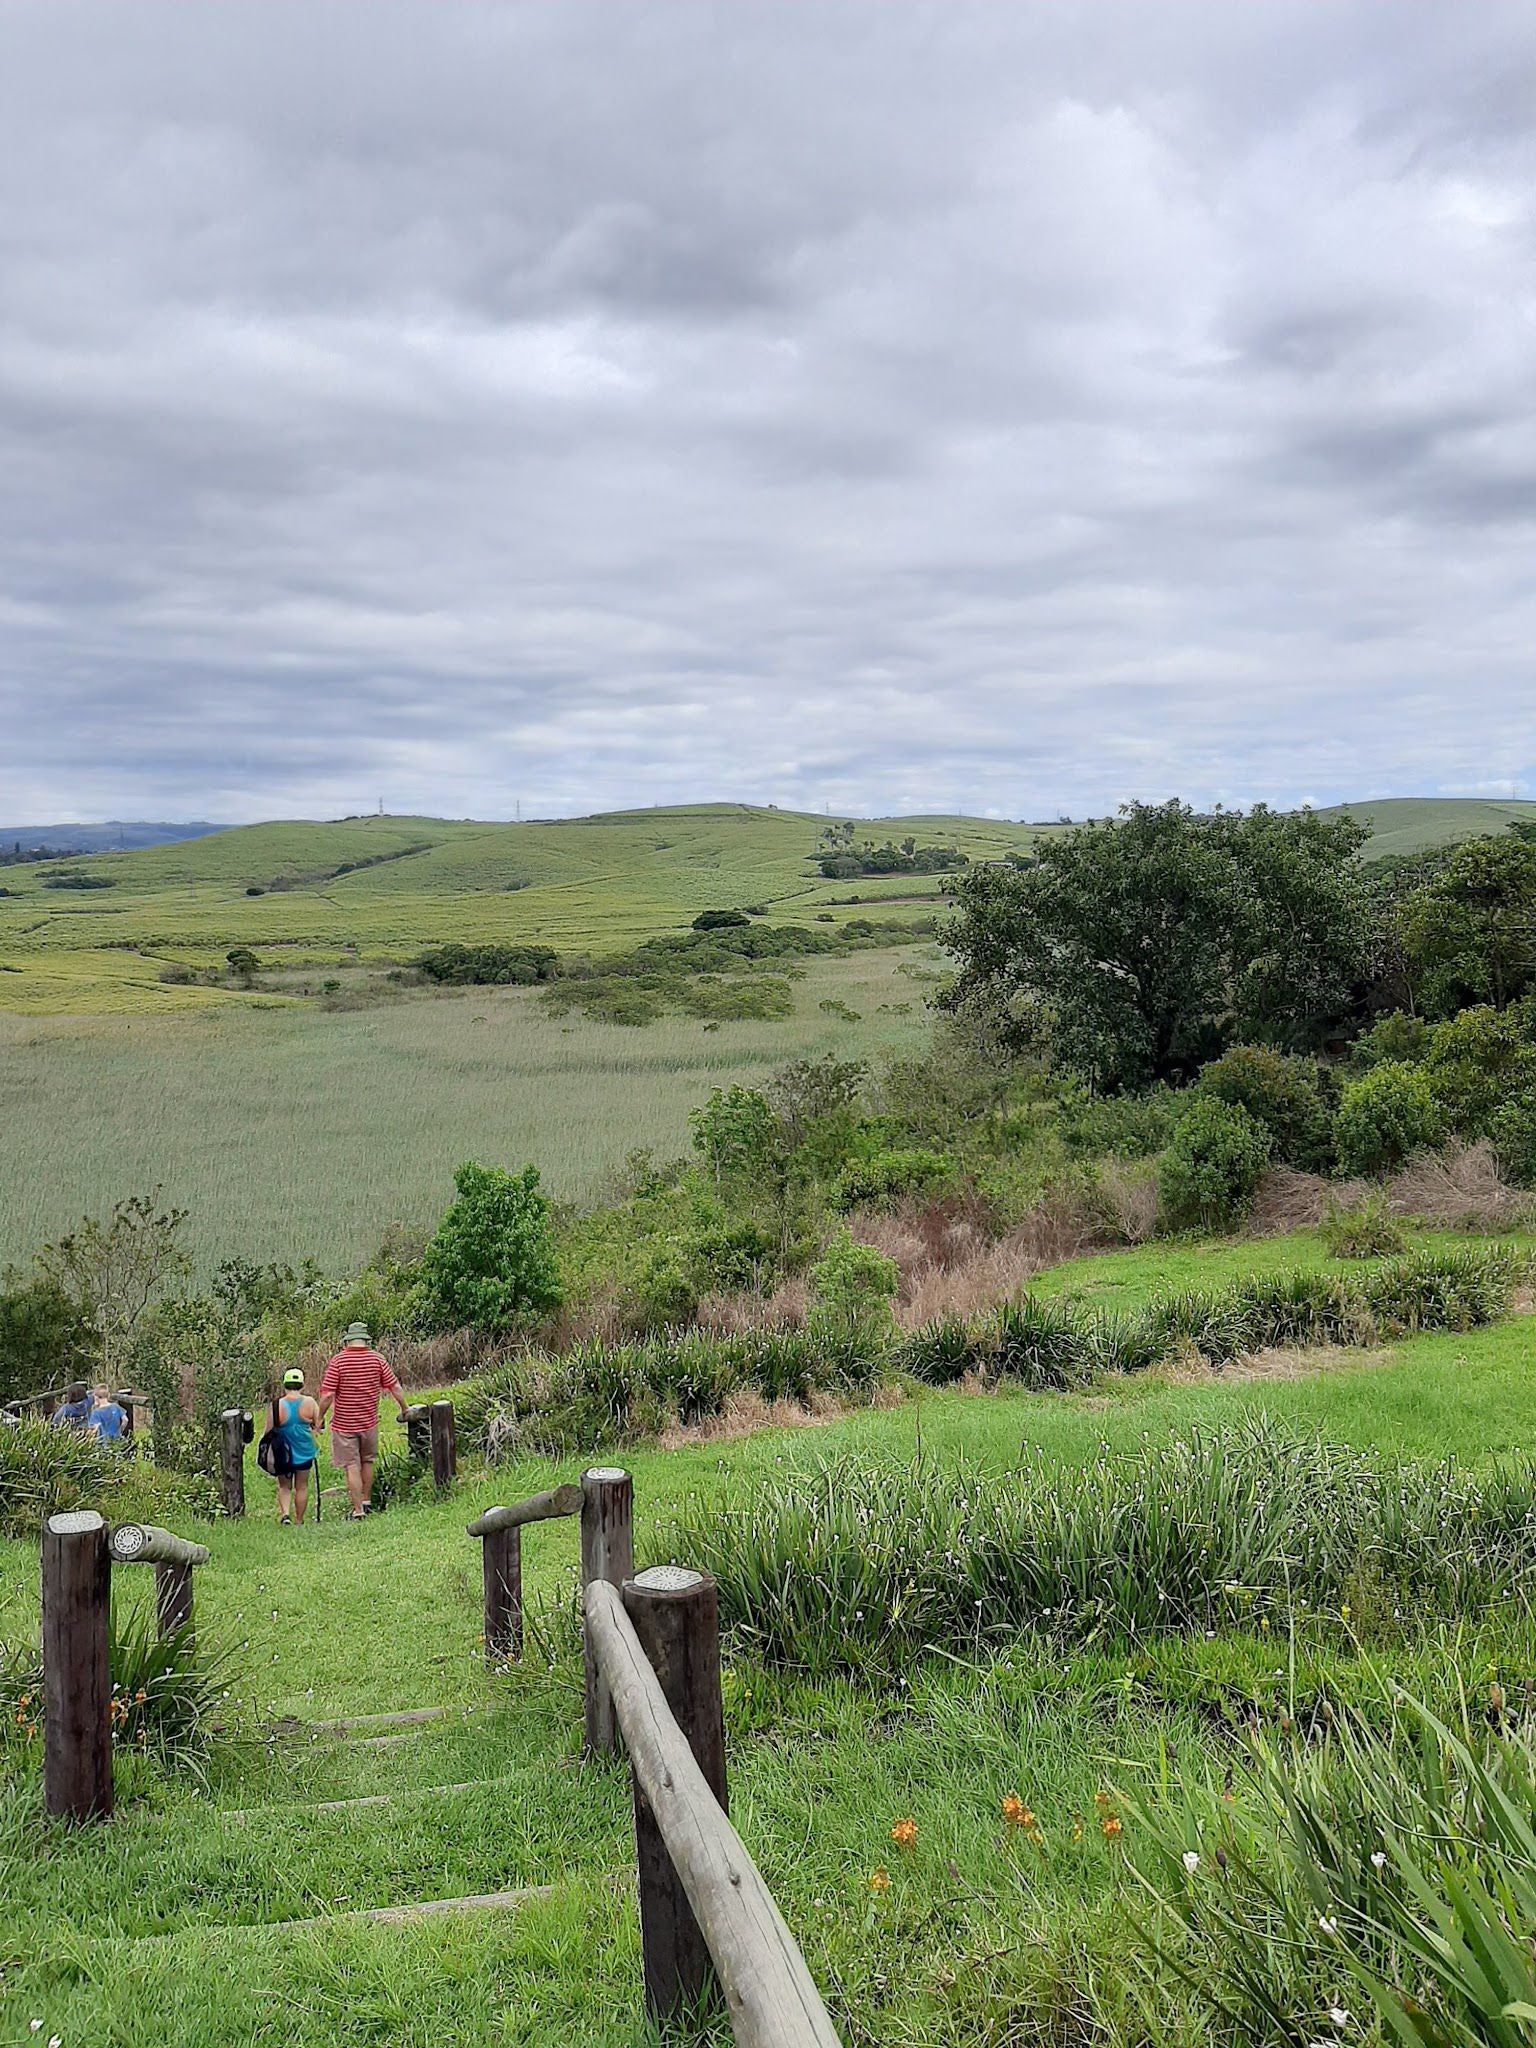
[{"xmin": 276, "ymin": 1367, "xmax": 321, "ymax": 1526}]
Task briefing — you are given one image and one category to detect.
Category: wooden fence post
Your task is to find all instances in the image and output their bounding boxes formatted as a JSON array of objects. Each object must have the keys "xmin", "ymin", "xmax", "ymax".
[
  {"xmin": 622, "ymin": 1566, "xmax": 727, "ymax": 2021},
  {"xmin": 114, "ymin": 1389, "xmax": 135, "ymax": 1443},
  {"xmin": 482, "ymin": 1525, "xmax": 521, "ymax": 1662},
  {"xmin": 42, "ymin": 1510, "xmax": 113, "ymax": 1822},
  {"xmin": 219, "ymin": 1409, "xmax": 246, "ymax": 1518},
  {"xmin": 405, "ymin": 1404, "xmax": 431, "ymax": 1465},
  {"xmin": 429, "ymin": 1401, "xmax": 456, "ymax": 1489},
  {"xmin": 154, "ymin": 1560, "xmax": 195, "ymax": 1639},
  {"xmin": 581, "ymin": 1467, "xmax": 634, "ymax": 1755}
]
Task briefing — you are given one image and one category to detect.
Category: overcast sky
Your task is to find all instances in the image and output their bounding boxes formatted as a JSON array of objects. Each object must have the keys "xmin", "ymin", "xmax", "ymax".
[{"xmin": 2, "ymin": 2, "xmax": 1534, "ymax": 824}]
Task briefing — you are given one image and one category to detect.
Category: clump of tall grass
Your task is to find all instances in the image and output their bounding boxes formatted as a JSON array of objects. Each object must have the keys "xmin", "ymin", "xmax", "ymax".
[
  {"xmin": 674, "ymin": 1418, "xmax": 1536, "ymax": 1674},
  {"xmin": 456, "ymin": 1323, "xmax": 885, "ymax": 1459},
  {"xmin": 0, "ymin": 1417, "xmax": 126, "ymax": 1536},
  {"xmin": 1127, "ymin": 1692, "xmax": 1536, "ymax": 2048}
]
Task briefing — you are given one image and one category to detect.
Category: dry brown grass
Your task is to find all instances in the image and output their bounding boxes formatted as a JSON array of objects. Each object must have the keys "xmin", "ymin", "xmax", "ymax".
[
  {"xmin": 653, "ymin": 1382, "xmax": 904, "ymax": 1449},
  {"xmin": 847, "ymin": 1186, "xmax": 1108, "ymax": 1330},
  {"xmin": 1389, "ymin": 1140, "xmax": 1531, "ymax": 1229},
  {"xmin": 1254, "ymin": 1141, "xmax": 1530, "ymax": 1238}
]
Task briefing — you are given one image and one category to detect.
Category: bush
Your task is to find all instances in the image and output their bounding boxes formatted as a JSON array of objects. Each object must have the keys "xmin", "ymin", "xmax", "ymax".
[
  {"xmin": 0, "ymin": 1275, "xmax": 96, "ymax": 1403},
  {"xmin": 1334, "ymin": 1061, "xmax": 1445, "ymax": 1175},
  {"xmin": 806, "ymin": 1231, "xmax": 899, "ymax": 1345},
  {"xmin": 992, "ymin": 1294, "xmax": 1095, "ymax": 1389},
  {"xmin": 833, "ymin": 1147, "xmax": 953, "ymax": 1211},
  {"xmin": 1422, "ymin": 1002, "xmax": 1536, "ymax": 1133},
  {"xmin": 691, "ymin": 909, "xmax": 750, "ymax": 931},
  {"xmin": 1195, "ymin": 1044, "xmax": 1332, "ymax": 1168},
  {"xmin": 1322, "ymin": 1190, "xmax": 1408, "ymax": 1258},
  {"xmin": 416, "ymin": 1162, "xmax": 562, "ymax": 1335},
  {"xmin": 1158, "ymin": 1098, "xmax": 1273, "ymax": 1232},
  {"xmin": 1491, "ymin": 1095, "xmax": 1536, "ymax": 1187}
]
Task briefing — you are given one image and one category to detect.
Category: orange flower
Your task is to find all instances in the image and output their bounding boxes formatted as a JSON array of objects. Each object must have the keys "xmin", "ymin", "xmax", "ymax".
[
  {"xmin": 1001, "ymin": 1795, "xmax": 1035, "ymax": 1830},
  {"xmin": 1100, "ymin": 1814, "xmax": 1124, "ymax": 1840},
  {"xmin": 868, "ymin": 1867, "xmax": 891, "ymax": 1892},
  {"xmin": 890, "ymin": 1818, "xmax": 918, "ymax": 1851}
]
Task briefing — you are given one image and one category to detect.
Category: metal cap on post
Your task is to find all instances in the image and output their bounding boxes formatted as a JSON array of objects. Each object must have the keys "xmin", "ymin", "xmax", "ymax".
[
  {"xmin": 581, "ymin": 1467, "xmax": 634, "ymax": 1755},
  {"xmin": 42, "ymin": 1510, "xmax": 113, "ymax": 1821},
  {"xmin": 622, "ymin": 1565, "xmax": 727, "ymax": 2021}
]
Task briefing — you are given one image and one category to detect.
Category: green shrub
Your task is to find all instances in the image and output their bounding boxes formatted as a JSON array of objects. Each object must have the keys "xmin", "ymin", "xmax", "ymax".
[
  {"xmin": 1491, "ymin": 1095, "xmax": 1536, "ymax": 1187},
  {"xmin": 1194, "ymin": 1044, "xmax": 1332, "ymax": 1168},
  {"xmin": 1060, "ymin": 1086, "xmax": 1178, "ymax": 1160},
  {"xmin": 1158, "ymin": 1097, "xmax": 1273, "ymax": 1232},
  {"xmin": 625, "ymin": 1251, "xmax": 699, "ymax": 1333},
  {"xmin": 1353, "ymin": 1007, "xmax": 1433, "ymax": 1066},
  {"xmin": 806, "ymin": 1231, "xmax": 899, "ymax": 1344},
  {"xmin": 0, "ymin": 1276, "xmax": 96, "ymax": 1404},
  {"xmin": 833, "ymin": 1147, "xmax": 953, "ymax": 1211},
  {"xmin": 1422, "ymin": 1001, "xmax": 1536, "ymax": 1132},
  {"xmin": 416, "ymin": 1161, "xmax": 562, "ymax": 1335},
  {"xmin": 1322, "ymin": 1189, "xmax": 1408, "ymax": 1258},
  {"xmin": 1334, "ymin": 1060, "xmax": 1446, "ymax": 1176}
]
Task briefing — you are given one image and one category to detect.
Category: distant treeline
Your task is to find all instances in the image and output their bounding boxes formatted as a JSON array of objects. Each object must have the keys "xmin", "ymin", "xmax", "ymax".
[{"xmin": 812, "ymin": 825, "xmax": 970, "ymax": 880}]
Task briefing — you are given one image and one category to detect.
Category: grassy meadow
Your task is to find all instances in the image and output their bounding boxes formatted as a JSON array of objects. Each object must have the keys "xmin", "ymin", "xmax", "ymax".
[
  {"xmin": 2, "ymin": 1230, "xmax": 1535, "ymax": 2047},
  {"xmin": 0, "ymin": 947, "xmax": 939, "ymax": 1275}
]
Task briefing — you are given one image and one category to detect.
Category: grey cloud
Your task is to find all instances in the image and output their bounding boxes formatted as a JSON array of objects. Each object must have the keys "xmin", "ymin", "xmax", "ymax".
[{"xmin": 2, "ymin": 0, "xmax": 1535, "ymax": 824}]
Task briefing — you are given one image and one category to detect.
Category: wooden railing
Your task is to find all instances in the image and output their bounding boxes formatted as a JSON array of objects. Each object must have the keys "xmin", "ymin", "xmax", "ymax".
[
  {"xmin": 586, "ymin": 1569, "xmax": 844, "ymax": 2046},
  {"xmin": 470, "ymin": 1467, "xmax": 842, "ymax": 2040}
]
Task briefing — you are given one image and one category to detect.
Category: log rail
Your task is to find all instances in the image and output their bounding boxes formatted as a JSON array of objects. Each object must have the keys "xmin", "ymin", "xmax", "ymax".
[{"xmin": 585, "ymin": 1571, "xmax": 844, "ymax": 2048}]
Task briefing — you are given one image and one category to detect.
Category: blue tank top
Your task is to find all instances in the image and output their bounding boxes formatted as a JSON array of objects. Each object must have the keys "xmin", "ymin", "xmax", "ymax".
[{"xmin": 278, "ymin": 1397, "xmax": 318, "ymax": 1465}]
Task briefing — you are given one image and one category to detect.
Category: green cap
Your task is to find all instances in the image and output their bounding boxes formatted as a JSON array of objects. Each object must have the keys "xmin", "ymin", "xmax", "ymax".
[
  {"xmin": 344, "ymin": 1322, "xmax": 371, "ymax": 1345},
  {"xmin": 282, "ymin": 1368, "xmax": 305, "ymax": 1389}
]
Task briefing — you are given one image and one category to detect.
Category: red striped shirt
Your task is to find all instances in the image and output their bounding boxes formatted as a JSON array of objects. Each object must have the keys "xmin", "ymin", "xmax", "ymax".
[{"xmin": 319, "ymin": 1348, "xmax": 401, "ymax": 1434}]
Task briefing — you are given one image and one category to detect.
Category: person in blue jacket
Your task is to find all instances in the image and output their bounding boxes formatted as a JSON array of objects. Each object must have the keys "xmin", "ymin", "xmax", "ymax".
[{"xmin": 50, "ymin": 1382, "xmax": 93, "ymax": 1430}]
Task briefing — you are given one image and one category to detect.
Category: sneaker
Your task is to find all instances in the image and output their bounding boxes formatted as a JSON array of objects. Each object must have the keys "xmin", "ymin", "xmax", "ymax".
[
  {"xmin": 280, "ymin": 1515, "xmax": 291, "ymax": 1526},
  {"xmin": 347, "ymin": 1510, "xmax": 366, "ymax": 1521}
]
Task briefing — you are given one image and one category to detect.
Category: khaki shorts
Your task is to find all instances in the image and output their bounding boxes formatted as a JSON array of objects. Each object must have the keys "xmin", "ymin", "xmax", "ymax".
[{"xmin": 330, "ymin": 1427, "xmax": 379, "ymax": 1468}]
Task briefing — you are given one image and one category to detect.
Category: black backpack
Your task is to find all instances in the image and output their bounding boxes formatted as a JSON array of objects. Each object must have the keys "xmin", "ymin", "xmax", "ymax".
[{"xmin": 256, "ymin": 1398, "xmax": 296, "ymax": 1479}]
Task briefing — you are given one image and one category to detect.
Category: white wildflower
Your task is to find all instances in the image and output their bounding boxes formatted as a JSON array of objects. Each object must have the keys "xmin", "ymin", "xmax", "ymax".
[
  {"xmin": 1182, "ymin": 1851, "xmax": 1200, "ymax": 1874},
  {"xmin": 1329, "ymin": 2008, "xmax": 1351, "ymax": 2028},
  {"xmin": 1318, "ymin": 1914, "xmax": 1339, "ymax": 1936},
  {"xmin": 1370, "ymin": 1851, "xmax": 1387, "ymax": 1870}
]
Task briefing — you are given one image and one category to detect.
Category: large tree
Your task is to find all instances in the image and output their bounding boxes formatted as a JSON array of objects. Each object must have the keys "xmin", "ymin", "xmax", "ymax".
[
  {"xmin": 941, "ymin": 802, "xmax": 1370, "ymax": 1090},
  {"xmin": 1397, "ymin": 832, "xmax": 1536, "ymax": 1016}
]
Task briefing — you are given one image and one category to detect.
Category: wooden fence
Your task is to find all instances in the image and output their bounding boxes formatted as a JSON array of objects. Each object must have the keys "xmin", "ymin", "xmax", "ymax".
[{"xmin": 470, "ymin": 1469, "xmax": 843, "ymax": 2044}]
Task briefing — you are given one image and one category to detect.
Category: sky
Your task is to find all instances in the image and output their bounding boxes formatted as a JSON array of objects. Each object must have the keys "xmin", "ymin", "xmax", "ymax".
[{"xmin": 2, "ymin": 1, "xmax": 1534, "ymax": 825}]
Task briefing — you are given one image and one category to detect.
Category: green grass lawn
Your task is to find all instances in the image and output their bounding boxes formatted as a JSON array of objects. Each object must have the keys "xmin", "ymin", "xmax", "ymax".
[
  {"xmin": 0, "ymin": 948, "xmax": 936, "ymax": 1275},
  {"xmin": 3, "ymin": 1238, "xmax": 1535, "ymax": 2048}
]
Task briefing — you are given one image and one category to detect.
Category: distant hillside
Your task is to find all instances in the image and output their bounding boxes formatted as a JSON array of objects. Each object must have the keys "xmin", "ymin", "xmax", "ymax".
[
  {"xmin": 2, "ymin": 796, "xmax": 1533, "ymax": 1016},
  {"xmin": 0, "ymin": 822, "xmax": 225, "ymax": 856},
  {"xmin": 1320, "ymin": 797, "xmax": 1536, "ymax": 862}
]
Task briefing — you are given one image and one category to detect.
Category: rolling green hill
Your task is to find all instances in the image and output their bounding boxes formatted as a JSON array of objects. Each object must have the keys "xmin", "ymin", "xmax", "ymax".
[{"xmin": 1, "ymin": 797, "xmax": 1530, "ymax": 1017}]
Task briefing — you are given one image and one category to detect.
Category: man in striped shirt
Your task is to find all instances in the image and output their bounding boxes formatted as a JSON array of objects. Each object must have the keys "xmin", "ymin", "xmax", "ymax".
[{"xmin": 317, "ymin": 1322, "xmax": 410, "ymax": 1519}]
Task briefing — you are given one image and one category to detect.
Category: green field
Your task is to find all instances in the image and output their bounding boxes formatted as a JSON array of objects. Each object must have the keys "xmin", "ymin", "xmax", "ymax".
[
  {"xmin": 2, "ymin": 1231, "xmax": 1534, "ymax": 2047},
  {"xmin": 0, "ymin": 948, "xmax": 938, "ymax": 1275},
  {"xmin": 0, "ymin": 804, "xmax": 1036, "ymax": 1015}
]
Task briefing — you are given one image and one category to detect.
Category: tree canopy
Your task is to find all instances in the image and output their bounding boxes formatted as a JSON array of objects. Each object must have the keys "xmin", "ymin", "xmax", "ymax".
[{"xmin": 941, "ymin": 801, "xmax": 1370, "ymax": 1091}]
